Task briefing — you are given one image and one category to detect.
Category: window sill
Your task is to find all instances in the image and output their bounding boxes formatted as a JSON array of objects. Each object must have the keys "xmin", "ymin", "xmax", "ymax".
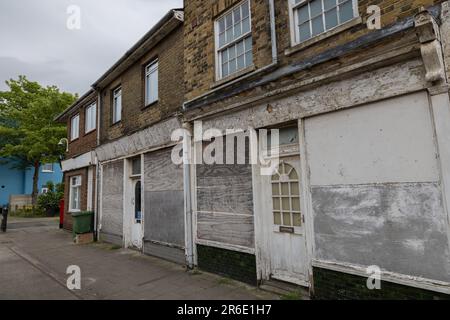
[
  {"xmin": 84, "ymin": 129, "xmax": 96, "ymax": 136},
  {"xmin": 70, "ymin": 138, "xmax": 79, "ymax": 144},
  {"xmin": 285, "ymin": 16, "xmax": 363, "ymax": 57},
  {"xmin": 142, "ymin": 100, "xmax": 159, "ymax": 110},
  {"xmin": 68, "ymin": 210, "xmax": 81, "ymax": 214},
  {"xmin": 211, "ymin": 64, "xmax": 256, "ymax": 89},
  {"xmin": 42, "ymin": 171, "xmax": 54, "ymax": 173},
  {"xmin": 111, "ymin": 120, "xmax": 122, "ymax": 128}
]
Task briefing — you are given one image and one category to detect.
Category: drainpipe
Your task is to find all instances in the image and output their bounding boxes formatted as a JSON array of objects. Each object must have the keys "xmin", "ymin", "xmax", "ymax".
[
  {"xmin": 183, "ymin": 122, "xmax": 194, "ymax": 269},
  {"xmin": 183, "ymin": 0, "xmax": 278, "ymax": 110},
  {"xmin": 93, "ymin": 88, "xmax": 102, "ymax": 241}
]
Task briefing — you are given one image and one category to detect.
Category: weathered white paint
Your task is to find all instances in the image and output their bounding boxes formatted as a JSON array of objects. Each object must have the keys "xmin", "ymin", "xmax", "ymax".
[
  {"xmin": 196, "ymin": 58, "xmax": 426, "ymax": 133},
  {"xmin": 305, "ymin": 92, "xmax": 440, "ymax": 186},
  {"xmin": 441, "ymin": 1, "xmax": 450, "ymax": 82},
  {"xmin": 87, "ymin": 166, "xmax": 94, "ymax": 211},
  {"xmin": 61, "ymin": 151, "xmax": 95, "ymax": 172},
  {"xmin": 253, "ymin": 143, "xmax": 309, "ymax": 286},
  {"xmin": 428, "ymin": 89, "xmax": 450, "ymax": 272},
  {"xmin": 96, "ymin": 117, "xmax": 181, "ymax": 163}
]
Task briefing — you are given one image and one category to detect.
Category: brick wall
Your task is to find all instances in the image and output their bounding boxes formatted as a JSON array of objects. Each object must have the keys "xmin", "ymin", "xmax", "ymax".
[
  {"xmin": 66, "ymin": 94, "xmax": 97, "ymax": 159},
  {"xmin": 100, "ymin": 26, "xmax": 184, "ymax": 144},
  {"xmin": 197, "ymin": 245, "xmax": 257, "ymax": 285},
  {"xmin": 63, "ymin": 166, "xmax": 95, "ymax": 231},
  {"xmin": 313, "ymin": 267, "xmax": 450, "ymax": 300},
  {"xmin": 184, "ymin": 0, "xmax": 443, "ymax": 105}
]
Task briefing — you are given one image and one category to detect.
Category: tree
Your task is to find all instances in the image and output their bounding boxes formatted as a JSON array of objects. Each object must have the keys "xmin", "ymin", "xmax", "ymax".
[{"xmin": 0, "ymin": 76, "xmax": 76, "ymax": 206}]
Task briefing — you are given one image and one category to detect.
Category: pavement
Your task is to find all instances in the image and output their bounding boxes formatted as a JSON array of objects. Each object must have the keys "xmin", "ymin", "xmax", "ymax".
[{"xmin": 0, "ymin": 217, "xmax": 280, "ymax": 300}]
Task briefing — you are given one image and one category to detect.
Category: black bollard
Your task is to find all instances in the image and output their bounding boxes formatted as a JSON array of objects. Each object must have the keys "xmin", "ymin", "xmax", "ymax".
[{"xmin": 1, "ymin": 207, "xmax": 8, "ymax": 232}]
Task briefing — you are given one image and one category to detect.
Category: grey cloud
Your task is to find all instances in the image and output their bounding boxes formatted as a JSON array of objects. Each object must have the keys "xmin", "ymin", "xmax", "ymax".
[{"xmin": 0, "ymin": 0, "xmax": 183, "ymax": 95}]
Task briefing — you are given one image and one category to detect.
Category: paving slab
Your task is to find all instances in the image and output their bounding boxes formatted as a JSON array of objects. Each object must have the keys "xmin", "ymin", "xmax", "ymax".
[{"xmin": 0, "ymin": 218, "xmax": 279, "ymax": 300}]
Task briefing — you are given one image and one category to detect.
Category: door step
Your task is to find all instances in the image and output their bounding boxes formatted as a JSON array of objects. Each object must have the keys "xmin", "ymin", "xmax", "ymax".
[{"xmin": 260, "ymin": 279, "xmax": 310, "ymax": 300}]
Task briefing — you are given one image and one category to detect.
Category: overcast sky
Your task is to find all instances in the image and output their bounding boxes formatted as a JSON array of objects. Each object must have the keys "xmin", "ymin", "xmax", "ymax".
[{"xmin": 0, "ymin": 0, "xmax": 183, "ymax": 96}]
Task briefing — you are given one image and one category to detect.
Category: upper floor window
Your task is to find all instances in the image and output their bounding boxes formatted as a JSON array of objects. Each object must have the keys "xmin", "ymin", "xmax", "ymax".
[
  {"xmin": 42, "ymin": 163, "xmax": 54, "ymax": 173},
  {"xmin": 145, "ymin": 60, "xmax": 159, "ymax": 105},
  {"xmin": 291, "ymin": 0, "xmax": 357, "ymax": 44},
  {"xmin": 85, "ymin": 102, "xmax": 97, "ymax": 133},
  {"xmin": 215, "ymin": 0, "xmax": 253, "ymax": 80},
  {"xmin": 71, "ymin": 114, "xmax": 80, "ymax": 141},
  {"xmin": 113, "ymin": 87, "xmax": 122, "ymax": 124}
]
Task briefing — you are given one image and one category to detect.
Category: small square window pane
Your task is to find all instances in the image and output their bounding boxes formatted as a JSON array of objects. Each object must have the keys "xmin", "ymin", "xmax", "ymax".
[
  {"xmin": 293, "ymin": 213, "xmax": 302, "ymax": 227},
  {"xmin": 299, "ymin": 22, "xmax": 311, "ymax": 42},
  {"xmin": 282, "ymin": 198, "xmax": 290, "ymax": 211},
  {"xmin": 242, "ymin": 1, "xmax": 249, "ymax": 18},
  {"xmin": 244, "ymin": 36, "xmax": 252, "ymax": 50},
  {"xmin": 225, "ymin": 13, "xmax": 233, "ymax": 28},
  {"xmin": 222, "ymin": 62, "xmax": 229, "ymax": 77},
  {"xmin": 274, "ymin": 212, "xmax": 282, "ymax": 225},
  {"xmin": 245, "ymin": 50, "xmax": 253, "ymax": 66},
  {"xmin": 228, "ymin": 46, "xmax": 236, "ymax": 60},
  {"xmin": 283, "ymin": 212, "xmax": 292, "ymax": 226},
  {"xmin": 324, "ymin": 0, "xmax": 337, "ymax": 10},
  {"xmin": 236, "ymin": 40, "xmax": 244, "ymax": 55},
  {"xmin": 218, "ymin": 18, "xmax": 225, "ymax": 33},
  {"xmin": 226, "ymin": 28, "xmax": 233, "ymax": 42},
  {"xmin": 310, "ymin": 0, "xmax": 322, "ymax": 17},
  {"xmin": 234, "ymin": 23, "xmax": 242, "ymax": 38},
  {"xmin": 292, "ymin": 197, "xmax": 301, "ymax": 211},
  {"xmin": 281, "ymin": 183, "xmax": 289, "ymax": 195},
  {"xmin": 272, "ymin": 184, "xmax": 280, "ymax": 196},
  {"xmin": 229, "ymin": 58, "xmax": 237, "ymax": 73},
  {"xmin": 242, "ymin": 17, "xmax": 250, "ymax": 34},
  {"xmin": 219, "ymin": 32, "xmax": 226, "ymax": 47},
  {"xmin": 221, "ymin": 49, "xmax": 228, "ymax": 63},
  {"xmin": 273, "ymin": 198, "xmax": 280, "ymax": 211},
  {"xmin": 325, "ymin": 8, "xmax": 338, "ymax": 29},
  {"xmin": 237, "ymin": 54, "xmax": 245, "ymax": 70},
  {"xmin": 297, "ymin": 6, "xmax": 310, "ymax": 24},
  {"xmin": 291, "ymin": 183, "xmax": 299, "ymax": 195},
  {"xmin": 312, "ymin": 16, "xmax": 324, "ymax": 36},
  {"xmin": 233, "ymin": 7, "xmax": 241, "ymax": 22},
  {"xmin": 339, "ymin": 1, "xmax": 354, "ymax": 23}
]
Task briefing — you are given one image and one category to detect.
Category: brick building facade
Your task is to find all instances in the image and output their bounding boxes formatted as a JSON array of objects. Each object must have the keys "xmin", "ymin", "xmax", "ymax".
[{"xmin": 182, "ymin": 0, "xmax": 450, "ymax": 299}]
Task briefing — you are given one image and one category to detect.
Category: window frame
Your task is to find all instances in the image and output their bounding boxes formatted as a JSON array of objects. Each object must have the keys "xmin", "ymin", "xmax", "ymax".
[
  {"xmin": 42, "ymin": 163, "xmax": 54, "ymax": 173},
  {"xmin": 69, "ymin": 175, "xmax": 82, "ymax": 213},
  {"xmin": 214, "ymin": 0, "xmax": 253, "ymax": 81},
  {"xmin": 85, "ymin": 102, "xmax": 97, "ymax": 133},
  {"xmin": 70, "ymin": 114, "xmax": 80, "ymax": 141},
  {"xmin": 112, "ymin": 87, "xmax": 122, "ymax": 125},
  {"xmin": 288, "ymin": 0, "xmax": 359, "ymax": 47},
  {"xmin": 144, "ymin": 59, "xmax": 159, "ymax": 106}
]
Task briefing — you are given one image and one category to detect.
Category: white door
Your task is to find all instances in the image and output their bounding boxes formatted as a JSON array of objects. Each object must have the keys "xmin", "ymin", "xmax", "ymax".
[
  {"xmin": 261, "ymin": 156, "xmax": 309, "ymax": 286},
  {"xmin": 131, "ymin": 180, "xmax": 143, "ymax": 249}
]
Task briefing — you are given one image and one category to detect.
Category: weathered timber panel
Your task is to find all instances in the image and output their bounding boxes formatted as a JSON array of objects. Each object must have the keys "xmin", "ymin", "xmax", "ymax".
[
  {"xmin": 143, "ymin": 148, "xmax": 185, "ymax": 256},
  {"xmin": 312, "ymin": 183, "xmax": 450, "ymax": 282},
  {"xmin": 101, "ymin": 160, "xmax": 124, "ymax": 242},
  {"xmin": 197, "ymin": 212, "xmax": 255, "ymax": 248},
  {"xmin": 305, "ymin": 91, "xmax": 439, "ymax": 186}
]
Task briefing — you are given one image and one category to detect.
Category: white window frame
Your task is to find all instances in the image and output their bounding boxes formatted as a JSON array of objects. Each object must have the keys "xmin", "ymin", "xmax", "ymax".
[
  {"xmin": 41, "ymin": 187, "xmax": 49, "ymax": 194},
  {"xmin": 145, "ymin": 60, "xmax": 159, "ymax": 106},
  {"xmin": 42, "ymin": 163, "xmax": 54, "ymax": 173},
  {"xmin": 214, "ymin": 0, "xmax": 253, "ymax": 81},
  {"xmin": 112, "ymin": 87, "xmax": 122, "ymax": 124},
  {"xmin": 69, "ymin": 175, "xmax": 82, "ymax": 212},
  {"xmin": 70, "ymin": 114, "xmax": 80, "ymax": 141},
  {"xmin": 85, "ymin": 102, "xmax": 97, "ymax": 133},
  {"xmin": 288, "ymin": 0, "xmax": 359, "ymax": 46}
]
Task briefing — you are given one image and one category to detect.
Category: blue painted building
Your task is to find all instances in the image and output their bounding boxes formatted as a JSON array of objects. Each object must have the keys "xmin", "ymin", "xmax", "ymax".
[{"xmin": 0, "ymin": 160, "xmax": 63, "ymax": 206}]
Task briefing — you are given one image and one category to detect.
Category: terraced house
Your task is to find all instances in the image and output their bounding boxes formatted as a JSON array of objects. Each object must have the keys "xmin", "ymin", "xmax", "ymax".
[
  {"xmin": 93, "ymin": 9, "xmax": 187, "ymax": 264},
  {"xmin": 56, "ymin": 89, "xmax": 98, "ymax": 231},
  {"xmin": 182, "ymin": 0, "xmax": 450, "ymax": 299}
]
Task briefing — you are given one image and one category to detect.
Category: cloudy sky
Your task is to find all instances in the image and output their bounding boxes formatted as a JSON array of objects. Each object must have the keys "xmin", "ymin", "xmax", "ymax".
[{"xmin": 0, "ymin": 0, "xmax": 183, "ymax": 96}]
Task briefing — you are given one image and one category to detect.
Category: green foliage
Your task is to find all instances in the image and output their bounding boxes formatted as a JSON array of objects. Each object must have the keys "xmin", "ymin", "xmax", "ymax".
[
  {"xmin": 0, "ymin": 76, "xmax": 76, "ymax": 201},
  {"xmin": 37, "ymin": 181, "xmax": 64, "ymax": 214}
]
